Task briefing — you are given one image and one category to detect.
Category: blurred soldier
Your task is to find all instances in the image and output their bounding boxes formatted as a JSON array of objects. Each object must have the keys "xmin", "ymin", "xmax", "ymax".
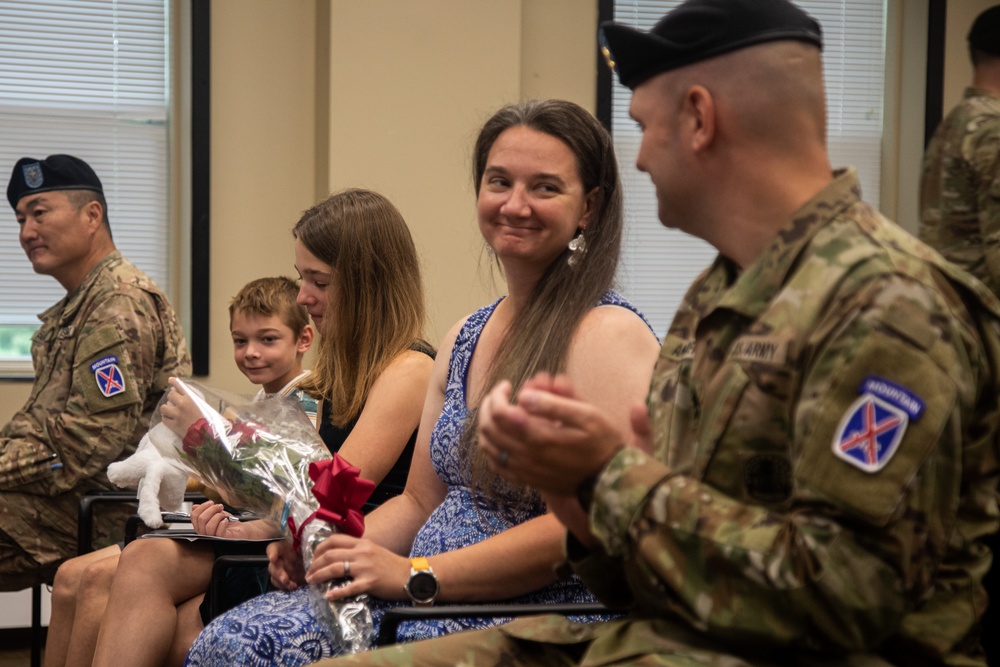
[
  {"xmin": 322, "ymin": 1, "xmax": 1000, "ymax": 665},
  {"xmin": 920, "ymin": 5, "xmax": 1000, "ymax": 296},
  {"xmin": 1, "ymin": 154, "xmax": 190, "ymax": 589}
]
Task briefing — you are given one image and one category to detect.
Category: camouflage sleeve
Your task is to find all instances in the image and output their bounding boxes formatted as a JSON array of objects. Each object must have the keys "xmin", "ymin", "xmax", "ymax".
[
  {"xmin": 974, "ymin": 120, "xmax": 1000, "ymax": 291},
  {"xmin": 583, "ymin": 275, "xmax": 991, "ymax": 652},
  {"xmin": 0, "ymin": 293, "xmax": 161, "ymax": 495}
]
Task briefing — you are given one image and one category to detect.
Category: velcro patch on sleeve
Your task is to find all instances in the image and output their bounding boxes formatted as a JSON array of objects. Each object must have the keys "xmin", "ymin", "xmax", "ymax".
[
  {"xmin": 90, "ymin": 355, "xmax": 126, "ymax": 397},
  {"xmin": 74, "ymin": 325, "xmax": 141, "ymax": 414},
  {"xmin": 798, "ymin": 329, "xmax": 953, "ymax": 525},
  {"xmin": 832, "ymin": 376, "xmax": 924, "ymax": 473}
]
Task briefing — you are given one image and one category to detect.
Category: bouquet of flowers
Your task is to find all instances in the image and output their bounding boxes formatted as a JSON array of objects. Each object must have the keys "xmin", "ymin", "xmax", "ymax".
[{"xmin": 154, "ymin": 379, "xmax": 377, "ymax": 653}]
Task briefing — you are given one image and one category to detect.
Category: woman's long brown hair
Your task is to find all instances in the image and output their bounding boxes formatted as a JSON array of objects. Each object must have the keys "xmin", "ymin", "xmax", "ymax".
[{"xmin": 294, "ymin": 188, "xmax": 427, "ymax": 426}]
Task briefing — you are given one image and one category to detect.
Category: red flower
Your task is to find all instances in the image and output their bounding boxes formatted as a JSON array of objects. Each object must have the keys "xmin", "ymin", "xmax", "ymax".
[{"xmin": 181, "ymin": 418, "xmax": 210, "ymax": 456}]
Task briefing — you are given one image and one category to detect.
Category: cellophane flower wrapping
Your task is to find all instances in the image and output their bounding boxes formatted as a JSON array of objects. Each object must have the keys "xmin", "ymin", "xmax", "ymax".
[{"xmin": 155, "ymin": 379, "xmax": 377, "ymax": 653}]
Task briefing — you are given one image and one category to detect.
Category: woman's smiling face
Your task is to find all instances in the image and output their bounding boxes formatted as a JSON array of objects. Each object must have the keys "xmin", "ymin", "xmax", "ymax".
[{"xmin": 477, "ymin": 126, "xmax": 593, "ymax": 272}]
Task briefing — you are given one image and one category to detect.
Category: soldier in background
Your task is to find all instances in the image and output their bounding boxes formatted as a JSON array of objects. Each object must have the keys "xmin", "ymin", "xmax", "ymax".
[
  {"xmin": 0, "ymin": 154, "xmax": 190, "ymax": 590},
  {"xmin": 920, "ymin": 5, "xmax": 1000, "ymax": 296},
  {"xmin": 322, "ymin": 0, "xmax": 1000, "ymax": 665}
]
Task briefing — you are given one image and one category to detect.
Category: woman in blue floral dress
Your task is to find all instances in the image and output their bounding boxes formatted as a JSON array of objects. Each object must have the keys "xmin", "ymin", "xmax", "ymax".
[{"xmin": 185, "ymin": 99, "xmax": 661, "ymax": 667}]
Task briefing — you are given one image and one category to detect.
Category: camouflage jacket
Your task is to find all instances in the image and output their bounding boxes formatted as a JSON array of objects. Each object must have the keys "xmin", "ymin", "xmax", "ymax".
[
  {"xmin": 506, "ymin": 171, "xmax": 1000, "ymax": 666},
  {"xmin": 920, "ymin": 87, "xmax": 1000, "ymax": 297},
  {"xmin": 0, "ymin": 251, "xmax": 190, "ymax": 564}
]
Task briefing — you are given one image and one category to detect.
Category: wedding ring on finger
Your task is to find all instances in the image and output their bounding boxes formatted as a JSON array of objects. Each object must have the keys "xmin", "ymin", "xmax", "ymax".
[
  {"xmin": 498, "ymin": 449, "xmax": 510, "ymax": 468},
  {"xmin": 343, "ymin": 561, "xmax": 351, "ymax": 577}
]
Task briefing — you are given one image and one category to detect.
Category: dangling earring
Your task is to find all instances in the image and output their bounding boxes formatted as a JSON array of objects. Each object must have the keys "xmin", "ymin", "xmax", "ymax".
[{"xmin": 567, "ymin": 230, "xmax": 587, "ymax": 267}]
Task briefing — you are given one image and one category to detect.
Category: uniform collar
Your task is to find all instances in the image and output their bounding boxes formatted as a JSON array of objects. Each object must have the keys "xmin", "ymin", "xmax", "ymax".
[
  {"xmin": 38, "ymin": 250, "xmax": 122, "ymax": 327},
  {"xmin": 964, "ymin": 86, "xmax": 1000, "ymax": 101},
  {"xmin": 705, "ymin": 168, "xmax": 862, "ymax": 320}
]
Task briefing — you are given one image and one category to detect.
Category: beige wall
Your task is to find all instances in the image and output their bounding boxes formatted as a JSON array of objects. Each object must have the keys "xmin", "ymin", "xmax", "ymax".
[
  {"xmin": 198, "ymin": 0, "xmax": 320, "ymax": 393},
  {"xmin": 318, "ymin": 0, "xmax": 598, "ymax": 366},
  {"xmin": 175, "ymin": 0, "xmax": 597, "ymax": 398},
  {"xmin": 0, "ymin": 0, "xmax": 597, "ymax": 419}
]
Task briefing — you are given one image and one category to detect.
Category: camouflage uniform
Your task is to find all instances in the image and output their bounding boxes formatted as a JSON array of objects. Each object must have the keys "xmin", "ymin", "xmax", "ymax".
[
  {"xmin": 325, "ymin": 169, "xmax": 1000, "ymax": 666},
  {"xmin": 0, "ymin": 250, "xmax": 190, "ymax": 590},
  {"xmin": 920, "ymin": 86, "xmax": 1000, "ymax": 297}
]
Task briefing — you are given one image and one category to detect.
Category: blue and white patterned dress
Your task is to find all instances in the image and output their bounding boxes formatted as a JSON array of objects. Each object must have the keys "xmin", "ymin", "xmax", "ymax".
[{"xmin": 185, "ymin": 292, "xmax": 648, "ymax": 667}]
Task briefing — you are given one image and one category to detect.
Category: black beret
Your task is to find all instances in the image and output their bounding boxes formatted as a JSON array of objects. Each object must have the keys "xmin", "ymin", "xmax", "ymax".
[
  {"xmin": 7, "ymin": 154, "xmax": 104, "ymax": 209},
  {"xmin": 600, "ymin": 0, "xmax": 823, "ymax": 90},
  {"xmin": 969, "ymin": 5, "xmax": 1000, "ymax": 56}
]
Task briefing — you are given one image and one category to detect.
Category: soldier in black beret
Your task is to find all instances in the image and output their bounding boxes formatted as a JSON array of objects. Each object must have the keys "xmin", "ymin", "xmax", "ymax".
[
  {"xmin": 599, "ymin": 0, "xmax": 821, "ymax": 90},
  {"xmin": 7, "ymin": 154, "xmax": 105, "ymax": 210},
  {"xmin": 313, "ymin": 1, "xmax": 1000, "ymax": 666},
  {"xmin": 8, "ymin": 154, "xmax": 112, "ymax": 286},
  {"xmin": 0, "ymin": 155, "xmax": 190, "ymax": 591}
]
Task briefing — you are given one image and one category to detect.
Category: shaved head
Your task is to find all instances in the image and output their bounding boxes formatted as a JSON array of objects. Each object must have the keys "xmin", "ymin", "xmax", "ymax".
[{"xmin": 670, "ymin": 41, "xmax": 827, "ymax": 153}]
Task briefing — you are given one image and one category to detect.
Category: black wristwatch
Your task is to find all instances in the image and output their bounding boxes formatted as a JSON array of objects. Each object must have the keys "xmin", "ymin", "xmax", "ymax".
[{"xmin": 404, "ymin": 557, "xmax": 439, "ymax": 606}]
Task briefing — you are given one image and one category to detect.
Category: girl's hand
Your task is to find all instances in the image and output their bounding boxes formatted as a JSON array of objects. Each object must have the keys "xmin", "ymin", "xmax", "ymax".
[
  {"xmin": 267, "ymin": 538, "xmax": 306, "ymax": 590},
  {"xmin": 190, "ymin": 501, "xmax": 277, "ymax": 540},
  {"xmin": 160, "ymin": 378, "xmax": 205, "ymax": 437},
  {"xmin": 190, "ymin": 501, "xmax": 237, "ymax": 537},
  {"xmin": 307, "ymin": 533, "xmax": 412, "ymax": 601}
]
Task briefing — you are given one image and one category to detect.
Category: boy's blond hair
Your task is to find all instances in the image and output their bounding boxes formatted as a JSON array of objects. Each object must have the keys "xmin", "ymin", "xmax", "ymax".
[{"xmin": 228, "ymin": 276, "xmax": 310, "ymax": 336}]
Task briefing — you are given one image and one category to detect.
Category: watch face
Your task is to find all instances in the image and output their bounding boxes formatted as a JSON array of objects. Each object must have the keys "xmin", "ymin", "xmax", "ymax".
[{"xmin": 408, "ymin": 571, "xmax": 438, "ymax": 602}]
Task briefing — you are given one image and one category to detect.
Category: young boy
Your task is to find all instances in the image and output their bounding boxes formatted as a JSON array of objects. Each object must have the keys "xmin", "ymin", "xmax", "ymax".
[
  {"xmin": 43, "ymin": 276, "xmax": 315, "ymax": 667},
  {"xmin": 227, "ymin": 276, "xmax": 317, "ymax": 420}
]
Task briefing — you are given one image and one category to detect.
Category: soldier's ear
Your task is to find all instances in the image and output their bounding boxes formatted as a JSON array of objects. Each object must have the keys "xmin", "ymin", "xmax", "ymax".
[
  {"xmin": 81, "ymin": 199, "xmax": 105, "ymax": 234},
  {"xmin": 80, "ymin": 200, "xmax": 110, "ymax": 240},
  {"xmin": 685, "ymin": 85, "xmax": 716, "ymax": 153}
]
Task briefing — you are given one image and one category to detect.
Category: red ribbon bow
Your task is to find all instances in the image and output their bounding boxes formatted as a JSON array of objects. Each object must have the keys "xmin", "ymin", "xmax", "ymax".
[{"xmin": 287, "ymin": 454, "xmax": 375, "ymax": 551}]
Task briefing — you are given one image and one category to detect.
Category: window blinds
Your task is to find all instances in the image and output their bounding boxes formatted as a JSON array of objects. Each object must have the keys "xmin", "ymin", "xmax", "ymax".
[{"xmin": 0, "ymin": 0, "xmax": 171, "ymax": 357}]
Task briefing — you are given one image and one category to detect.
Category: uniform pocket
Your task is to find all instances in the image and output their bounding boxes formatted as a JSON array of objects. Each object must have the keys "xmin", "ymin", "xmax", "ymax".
[
  {"xmin": 695, "ymin": 360, "xmax": 799, "ymax": 508},
  {"xmin": 696, "ymin": 361, "xmax": 751, "ymax": 477}
]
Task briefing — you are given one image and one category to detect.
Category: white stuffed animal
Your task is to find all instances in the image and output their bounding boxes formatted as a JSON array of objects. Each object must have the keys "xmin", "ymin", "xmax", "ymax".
[{"xmin": 107, "ymin": 422, "xmax": 190, "ymax": 529}]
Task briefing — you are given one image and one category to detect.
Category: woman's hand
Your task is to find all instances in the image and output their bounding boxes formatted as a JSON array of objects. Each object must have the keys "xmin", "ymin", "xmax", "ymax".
[
  {"xmin": 307, "ymin": 533, "xmax": 411, "ymax": 602},
  {"xmin": 478, "ymin": 374, "xmax": 626, "ymax": 495},
  {"xmin": 159, "ymin": 378, "xmax": 205, "ymax": 437},
  {"xmin": 267, "ymin": 538, "xmax": 306, "ymax": 590}
]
